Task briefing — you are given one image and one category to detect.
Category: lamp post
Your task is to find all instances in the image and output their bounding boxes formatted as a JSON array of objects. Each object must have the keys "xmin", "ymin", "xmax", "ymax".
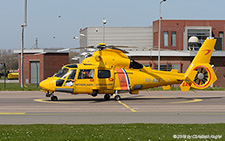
[
  {"xmin": 73, "ymin": 36, "xmax": 79, "ymax": 53},
  {"xmin": 158, "ymin": 0, "xmax": 166, "ymax": 70},
  {"xmin": 73, "ymin": 36, "xmax": 78, "ymax": 46},
  {"xmin": 102, "ymin": 18, "xmax": 107, "ymax": 43},
  {"xmin": 21, "ymin": 0, "xmax": 27, "ymax": 88}
]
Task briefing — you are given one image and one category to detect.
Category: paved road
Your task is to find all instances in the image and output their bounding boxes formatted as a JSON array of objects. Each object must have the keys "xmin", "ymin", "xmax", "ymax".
[
  {"xmin": 0, "ymin": 91, "xmax": 225, "ymax": 124},
  {"xmin": 0, "ymin": 79, "xmax": 19, "ymax": 83}
]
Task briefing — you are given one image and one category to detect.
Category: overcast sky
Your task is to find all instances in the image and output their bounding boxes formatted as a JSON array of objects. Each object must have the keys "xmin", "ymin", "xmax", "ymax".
[{"xmin": 0, "ymin": 0, "xmax": 225, "ymax": 50}]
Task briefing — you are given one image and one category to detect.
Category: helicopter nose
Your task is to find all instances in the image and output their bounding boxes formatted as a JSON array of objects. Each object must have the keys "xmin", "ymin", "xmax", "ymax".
[
  {"xmin": 39, "ymin": 80, "xmax": 49, "ymax": 90},
  {"xmin": 39, "ymin": 79, "xmax": 55, "ymax": 91}
]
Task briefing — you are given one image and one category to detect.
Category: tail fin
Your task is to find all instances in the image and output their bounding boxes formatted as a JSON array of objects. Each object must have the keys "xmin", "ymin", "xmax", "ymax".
[{"xmin": 180, "ymin": 38, "xmax": 217, "ymax": 91}]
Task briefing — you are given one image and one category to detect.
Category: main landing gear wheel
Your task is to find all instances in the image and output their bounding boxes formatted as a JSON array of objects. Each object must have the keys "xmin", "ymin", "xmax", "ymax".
[
  {"xmin": 104, "ymin": 94, "xmax": 110, "ymax": 100},
  {"xmin": 92, "ymin": 90, "xmax": 98, "ymax": 97},
  {"xmin": 51, "ymin": 96, "xmax": 58, "ymax": 101},
  {"xmin": 114, "ymin": 95, "xmax": 121, "ymax": 101}
]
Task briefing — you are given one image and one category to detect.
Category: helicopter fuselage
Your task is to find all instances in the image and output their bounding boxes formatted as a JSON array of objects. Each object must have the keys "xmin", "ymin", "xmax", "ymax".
[
  {"xmin": 39, "ymin": 39, "xmax": 217, "ymax": 101},
  {"xmin": 39, "ymin": 63, "xmax": 184, "ymax": 96}
]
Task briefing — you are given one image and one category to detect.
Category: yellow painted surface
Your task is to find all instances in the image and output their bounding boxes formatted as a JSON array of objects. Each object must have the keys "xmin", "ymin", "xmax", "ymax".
[{"xmin": 7, "ymin": 72, "xmax": 19, "ymax": 79}]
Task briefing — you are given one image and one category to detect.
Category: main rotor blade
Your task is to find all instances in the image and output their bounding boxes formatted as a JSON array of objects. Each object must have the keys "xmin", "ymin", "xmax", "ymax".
[
  {"xmin": 57, "ymin": 46, "xmax": 94, "ymax": 52},
  {"xmin": 107, "ymin": 45, "xmax": 150, "ymax": 49},
  {"xmin": 109, "ymin": 47, "xmax": 129, "ymax": 53}
]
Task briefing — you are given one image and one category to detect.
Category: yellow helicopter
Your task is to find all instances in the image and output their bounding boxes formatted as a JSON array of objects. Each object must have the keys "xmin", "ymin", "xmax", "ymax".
[{"xmin": 39, "ymin": 38, "xmax": 217, "ymax": 101}]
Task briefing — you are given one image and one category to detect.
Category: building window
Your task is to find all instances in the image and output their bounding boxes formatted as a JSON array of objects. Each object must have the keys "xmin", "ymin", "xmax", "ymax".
[
  {"xmin": 219, "ymin": 32, "xmax": 223, "ymax": 47},
  {"xmin": 187, "ymin": 29, "xmax": 210, "ymax": 44},
  {"xmin": 172, "ymin": 64, "xmax": 180, "ymax": 72},
  {"xmin": 154, "ymin": 64, "xmax": 171, "ymax": 71},
  {"xmin": 171, "ymin": 31, "xmax": 176, "ymax": 47},
  {"xmin": 163, "ymin": 32, "xmax": 168, "ymax": 46},
  {"xmin": 154, "ymin": 63, "xmax": 181, "ymax": 72}
]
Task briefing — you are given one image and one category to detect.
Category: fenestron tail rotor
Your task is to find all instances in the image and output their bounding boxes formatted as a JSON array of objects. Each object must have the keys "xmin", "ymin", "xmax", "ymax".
[{"xmin": 194, "ymin": 67, "xmax": 209, "ymax": 86}]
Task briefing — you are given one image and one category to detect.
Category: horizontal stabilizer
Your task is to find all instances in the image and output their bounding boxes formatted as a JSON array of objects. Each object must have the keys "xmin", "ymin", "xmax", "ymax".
[
  {"xmin": 180, "ymin": 70, "xmax": 198, "ymax": 92},
  {"xmin": 162, "ymin": 85, "xmax": 171, "ymax": 90}
]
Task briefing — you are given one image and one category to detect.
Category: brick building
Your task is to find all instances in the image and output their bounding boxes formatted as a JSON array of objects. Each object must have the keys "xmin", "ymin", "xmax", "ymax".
[
  {"xmin": 153, "ymin": 20, "xmax": 225, "ymax": 51},
  {"xmin": 14, "ymin": 49, "xmax": 69, "ymax": 84},
  {"xmin": 151, "ymin": 20, "xmax": 225, "ymax": 87}
]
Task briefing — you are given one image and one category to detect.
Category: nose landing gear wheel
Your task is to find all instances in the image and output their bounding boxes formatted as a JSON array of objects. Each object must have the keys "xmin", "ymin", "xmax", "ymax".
[
  {"xmin": 114, "ymin": 95, "xmax": 121, "ymax": 101},
  {"xmin": 46, "ymin": 91, "xmax": 54, "ymax": 97},
  {"xmin": 104, "ymin": 94, "xmax": 110, "ymax": 100},
  {"xmin": 51, "ymin": 96, "xmax": 58, "ymax": 101},
  {"xmin": 46, "ymin": 93, "xmax": 51, "ymax": 97}
]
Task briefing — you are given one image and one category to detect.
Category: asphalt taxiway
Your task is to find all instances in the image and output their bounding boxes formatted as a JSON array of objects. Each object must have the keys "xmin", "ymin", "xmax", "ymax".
[{"xmin": 0, "ymin": 90, "xmax": 225, "ymax": 124}]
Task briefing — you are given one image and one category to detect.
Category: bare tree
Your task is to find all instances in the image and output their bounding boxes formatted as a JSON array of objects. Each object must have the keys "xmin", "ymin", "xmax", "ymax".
[{"xmin": 0, "ymin": 49, "xmax": 18, "ymax": 70}]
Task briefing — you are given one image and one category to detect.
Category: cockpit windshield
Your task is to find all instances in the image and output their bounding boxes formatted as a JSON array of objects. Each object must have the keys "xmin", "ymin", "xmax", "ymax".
[
  {"xmin": 55, "ymin": 68, "xmax": 69, "ymax": 78},
  {"xmin": 67, "ymin": 69, "xmax": 76, "ymax": 79}
]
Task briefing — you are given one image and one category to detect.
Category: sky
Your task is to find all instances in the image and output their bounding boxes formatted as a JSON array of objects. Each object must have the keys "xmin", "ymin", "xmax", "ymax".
[{"xmin": 0, "ymin": 0, "xmax": 225, "ymax": 50}]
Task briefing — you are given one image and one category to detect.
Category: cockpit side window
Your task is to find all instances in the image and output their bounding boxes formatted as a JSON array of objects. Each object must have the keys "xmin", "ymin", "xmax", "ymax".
[
  {"xmin": 63, "ymin": 69, "xmax": 77, "ymax": 87},
  {"xmin": 55, "ymin": 68, "xmax": 69, "ymax": 78},
  {"xmin": 78, "ymin": 69, "xmax": 94, "ymax": 79},
  {"xmin": 67, "ymin": 69, "xmax": 77, "ymax": 79}
]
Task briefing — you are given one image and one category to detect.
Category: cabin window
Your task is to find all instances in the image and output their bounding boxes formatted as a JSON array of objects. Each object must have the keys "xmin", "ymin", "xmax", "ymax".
[
  {"xmin": 98, "ymin": 70, "xmax": 111, "ymax": 78},
  {"xmin": 78, "ymin": 69, "xmax": 94, "ymax": 79},
  {"xmin": 67, "ymin": 69, "xmax": 77, "ymax": 79},
  {"xmin": 55, "ymin": 68, "xmax": 69, "ymax": 78}
]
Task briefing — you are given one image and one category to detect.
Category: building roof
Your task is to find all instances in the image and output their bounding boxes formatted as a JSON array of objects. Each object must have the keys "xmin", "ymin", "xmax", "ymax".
[
  {"xmin": 126, "ymin": 50, "xmax": 225, "ymax": 57},
  {"xmin": 14, "ymin": 48, "xmax": 69, "ymax": 54}
]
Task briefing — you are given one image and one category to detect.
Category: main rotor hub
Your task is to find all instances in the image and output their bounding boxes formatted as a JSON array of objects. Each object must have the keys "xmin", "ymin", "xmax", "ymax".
[{"xmin": 97, "ymin": 43, "xmax": 106, "ymax": 50}]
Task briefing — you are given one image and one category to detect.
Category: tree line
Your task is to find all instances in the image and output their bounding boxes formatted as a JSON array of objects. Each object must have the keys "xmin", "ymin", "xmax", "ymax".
[
  {"xmin": 0, "ymin": 49, "xmax": 79, "ymax": 71},
  {"xmin": 0, "ymin": 49, "xmax": 18, "ymax": 70}
]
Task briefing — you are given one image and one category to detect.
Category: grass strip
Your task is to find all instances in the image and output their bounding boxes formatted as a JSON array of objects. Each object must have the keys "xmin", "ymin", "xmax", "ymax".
[
  {"xmin": 145, "ymin": 87, "xmax": 225, "ymax": 91},
  {"xmin": 0, "ymin": 124, "xmax": 224, "ymax": 140},
  {"xmin": 0, "ymin": 83, "xmax": 40, "ymax": 91}
]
